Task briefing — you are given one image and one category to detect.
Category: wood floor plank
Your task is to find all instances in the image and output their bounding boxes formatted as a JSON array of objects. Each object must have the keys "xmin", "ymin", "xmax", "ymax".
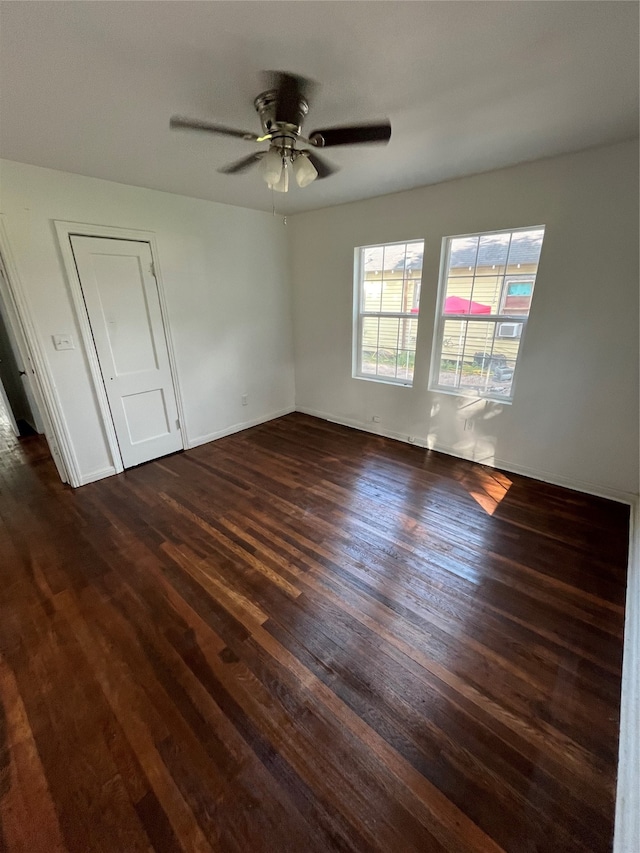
[
  {"xmin": 0, "ymin": 655, "xmax": 67, "ymax": 853},
  {"xmin": 0, "ymin": 413, "xmax": 628, "ymax": 852}
]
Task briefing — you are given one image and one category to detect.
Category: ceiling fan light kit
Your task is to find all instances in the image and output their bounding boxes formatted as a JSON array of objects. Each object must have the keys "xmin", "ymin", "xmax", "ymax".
[
  {"xmin": 292, "ymin": 152, "xmax": 318, "ymax": 188},
  {"xmin": 264, "ymin": 149, "xmax": 318, "ymax": 191},
  {"xmin": 170, "ymin": 72, "xmax": 391, "ymax": 194},
  {"xmin": 270, "ymin": 157, "xmax": 289, "ymax": 193},
  {"xmin": 263, "ymin": 147, "xmax": 285, "ymax": 186}
]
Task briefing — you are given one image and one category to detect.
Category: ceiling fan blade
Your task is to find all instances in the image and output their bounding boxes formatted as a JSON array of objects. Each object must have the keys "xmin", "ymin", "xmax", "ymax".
[
  {"xmin": 309, "ymin": 121, "xmax": 391, "ymax": 147},
  {"xmin": 170, "ymin": 116, "xmax": 260, "ymax": 142},
  {"xmin": 306, "ymin": 151, "xmax": 338, "ymax": 180},
  {"xmin": 217, "ymin": 152, "xmax": 266, "ymax": 175},
  {"xmin": 270, "ymin": 72, "xmax": 312, "ymax": 127}
]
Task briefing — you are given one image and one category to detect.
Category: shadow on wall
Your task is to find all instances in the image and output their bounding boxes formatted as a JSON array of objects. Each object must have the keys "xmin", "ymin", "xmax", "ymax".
[{"xmin": 426, "ymin": 393, "xmax": 505, "ymax": 468}]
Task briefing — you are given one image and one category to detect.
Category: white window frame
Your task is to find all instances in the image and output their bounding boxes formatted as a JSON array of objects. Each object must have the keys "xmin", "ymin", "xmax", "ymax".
[
  {"xmin": 352, "ymin": 239, "xmax": 424, "ymax": 387},
  {"xmin": 428, "ymin": 225, "xmax": 545, "ymax": 404}
]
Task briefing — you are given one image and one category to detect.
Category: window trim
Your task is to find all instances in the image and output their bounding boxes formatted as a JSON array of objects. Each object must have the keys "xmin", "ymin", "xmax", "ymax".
[
  {"xmin": 352, "ymin": 239, "xmax": 425, "ymax": 387},
  {"xmin": 428, "ymin": 225, "xmax": 545, "ymax": 403}
]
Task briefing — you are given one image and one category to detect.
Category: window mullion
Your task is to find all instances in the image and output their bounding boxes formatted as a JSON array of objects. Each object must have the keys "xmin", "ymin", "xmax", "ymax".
[
  {"xmin": 498, "ymin": 231, "xmax": 514, "ymax": 313},
  {"xmin": 455, "ymin": 320, "xmax": 470, "ymax": 389},
  {"xmin": 482, "ymin": 320, "xmax": 498, "ymax": 394},
  {"xmin": 469, "ymin": 237, "xmax": 481, "ymax": 307},
  {"xmin": 362, "ymin": 311, "xmax": 419, "ymax": 319},
  {"xmin": 358, "ymin": 248, "xmax": 365, "ymax": 375},
  {"xmin": 394, "ymin": 312, "xmax": 401, "ymax": 380}
]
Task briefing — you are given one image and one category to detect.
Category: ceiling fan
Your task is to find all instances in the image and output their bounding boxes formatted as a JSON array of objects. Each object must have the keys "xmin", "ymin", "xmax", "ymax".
[{"xmin": 170, "ymin": 72, "xmax": 391, "ymax": 192}]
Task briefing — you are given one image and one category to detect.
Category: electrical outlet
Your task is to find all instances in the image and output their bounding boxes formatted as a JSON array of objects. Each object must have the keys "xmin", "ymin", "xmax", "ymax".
[
  {"xmin": 372, "ymin": 415, "xmax": 381, "ymax": 423},
  {"xmin": 241, "ymin": 394, "xmax": 248, "ymax": 406},
  {"xmin": 464, "ymin": 419, "xmax": 474, "ymax": 431}
]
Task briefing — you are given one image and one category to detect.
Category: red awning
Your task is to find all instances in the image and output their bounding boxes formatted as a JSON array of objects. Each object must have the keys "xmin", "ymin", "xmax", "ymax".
[{"xmin": 444, "ymin": 295, "xmax": 491, "ymax": 314}]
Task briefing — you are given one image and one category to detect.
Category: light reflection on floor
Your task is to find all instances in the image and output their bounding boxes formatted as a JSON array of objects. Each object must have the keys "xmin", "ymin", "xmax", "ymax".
[
  {"xmin": 458, "ymin": 467, "xmax": 513, "ymax": 516},
  {"xmin": 334, "ymin": 452, "xmax": 506, "ymax": 574}
]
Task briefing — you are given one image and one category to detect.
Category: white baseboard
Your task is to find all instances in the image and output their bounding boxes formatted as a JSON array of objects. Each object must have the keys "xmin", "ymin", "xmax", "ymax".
[
  {"xmin": 295, "ymin": 406, "xmax": 635, "ymax": 505},
  {"xmin": 296, "ymin": 405, "xmax": 419, "ymax": 446},
  {"xmin": 432, "ymin": 440, "xmax": 635, "ymax": 505},
  {"xmin": 71, "ymin": 408, "xmax": 296, "ymax": 485},
  {"xmin": 614, "ymin": 497, "xmax": 640, "ymax": 853},
  {"xmin": 77, "ymin": 466, "xmax": 117, "ymax": 486},
  {"xmin": 187, "ymin": 406, "xmax": 296, "ymax": 450}
]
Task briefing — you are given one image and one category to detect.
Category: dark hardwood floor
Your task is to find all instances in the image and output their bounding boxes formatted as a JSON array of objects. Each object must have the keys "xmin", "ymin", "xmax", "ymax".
[{"xmin": 0, "ymin": 412, "xmax": 629, "ymax": 852}]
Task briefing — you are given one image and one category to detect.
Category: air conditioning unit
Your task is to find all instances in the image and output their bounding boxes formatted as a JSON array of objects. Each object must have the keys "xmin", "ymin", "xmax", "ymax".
[{"xmin": 497, "ymin": 322, "xmax": 522, "ymax": 339}]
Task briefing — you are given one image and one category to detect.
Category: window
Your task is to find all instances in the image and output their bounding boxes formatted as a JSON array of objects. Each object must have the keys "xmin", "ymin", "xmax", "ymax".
[
  {"xmin": 429, "ymin": 226, "xmax": 545, "ymax": 401},
  {"xmin": 353, "ymin": 240, "xmax": 424, "ymax": 385}
]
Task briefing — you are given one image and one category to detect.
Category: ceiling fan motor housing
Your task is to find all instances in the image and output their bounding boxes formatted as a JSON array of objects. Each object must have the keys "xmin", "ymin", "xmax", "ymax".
[{"xmin": 254, "ymin": 89, "xmax": 309, "ymax": 150}]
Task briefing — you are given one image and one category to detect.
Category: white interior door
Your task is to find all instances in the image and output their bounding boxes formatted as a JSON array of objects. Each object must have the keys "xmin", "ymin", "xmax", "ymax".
[{"xmin": 70, "ymin": 236, "xmax": 182, "ymax": 469}]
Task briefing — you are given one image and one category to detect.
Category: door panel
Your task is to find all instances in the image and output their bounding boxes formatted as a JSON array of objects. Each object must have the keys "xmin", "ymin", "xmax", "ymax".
[
  {"xmin": 122, "ymin": 388, "xmax": 170, "ymax": 445},
  {"xmin": 91, "ymin": 253, "xmax": 160, "ymax": 375},
  {"xmin": 70, "ymin": 236, "xmax": 182, "ymax": 469}
]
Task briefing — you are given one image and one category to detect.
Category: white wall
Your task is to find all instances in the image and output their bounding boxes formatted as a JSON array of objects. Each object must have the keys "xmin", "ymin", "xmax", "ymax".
[
  {"xmin": 2, "ymin": 143, "xmax": 638, "ymax": 498},
  {"xmin": 290, "ymin": 140, "xmax": 640, "ymax": 500},
  {"xmin": 0, "ymin": 160, "xmax": 294, "ymax": 483}
]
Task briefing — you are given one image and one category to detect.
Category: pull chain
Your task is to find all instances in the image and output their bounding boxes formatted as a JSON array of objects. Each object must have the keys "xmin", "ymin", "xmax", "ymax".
[{"xmin": 270, "ymin": 187, "xmax": 286, "ymax": 225}]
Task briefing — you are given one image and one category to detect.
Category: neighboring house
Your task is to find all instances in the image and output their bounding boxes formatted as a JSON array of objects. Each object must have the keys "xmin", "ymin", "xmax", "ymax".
[{"xmin": 361, "ymin": 231, "xmax": 543, "ymax": 394}]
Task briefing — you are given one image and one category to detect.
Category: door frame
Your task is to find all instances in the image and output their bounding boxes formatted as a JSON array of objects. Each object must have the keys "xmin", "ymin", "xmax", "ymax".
[
  {"xmin": 54, "ymin": 220, "xmax": 188, "ymax": 475},
  {"xmin": 0, "ymin": 217, "xmax": 71, "ymax": 483}
]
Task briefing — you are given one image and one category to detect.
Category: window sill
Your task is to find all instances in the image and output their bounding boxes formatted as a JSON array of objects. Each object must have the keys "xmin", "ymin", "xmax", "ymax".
[{"xmin": 354, "ymin": 374, "xmax": 414, "ymax": 388}]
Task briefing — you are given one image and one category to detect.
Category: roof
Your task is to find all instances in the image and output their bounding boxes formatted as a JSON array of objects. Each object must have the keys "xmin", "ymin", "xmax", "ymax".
[
  {"xmin": 364, "ymin": 230, "xmax": 544, "ymax": 274},
  {"xmin": 449, "ymin": 230, "xmax": 544, "ymax": 269}
]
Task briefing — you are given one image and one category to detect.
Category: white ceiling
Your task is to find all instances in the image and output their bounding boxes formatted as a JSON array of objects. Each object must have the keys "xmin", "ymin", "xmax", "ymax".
[{"xmin": 1, "ymin": 1, "xmax": 638, "ymax": 214}]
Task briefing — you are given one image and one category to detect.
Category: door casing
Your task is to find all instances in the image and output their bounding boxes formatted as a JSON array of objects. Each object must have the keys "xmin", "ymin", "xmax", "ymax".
[{"xmin": 0, "ymin": 218, "xmax": 70, "ymax": 483}]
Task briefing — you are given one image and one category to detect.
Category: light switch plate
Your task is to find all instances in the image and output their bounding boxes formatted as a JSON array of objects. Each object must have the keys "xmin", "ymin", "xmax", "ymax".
[{"xmin": 53, "ymin": 334, "xmax": 74, "ymax": 351}]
